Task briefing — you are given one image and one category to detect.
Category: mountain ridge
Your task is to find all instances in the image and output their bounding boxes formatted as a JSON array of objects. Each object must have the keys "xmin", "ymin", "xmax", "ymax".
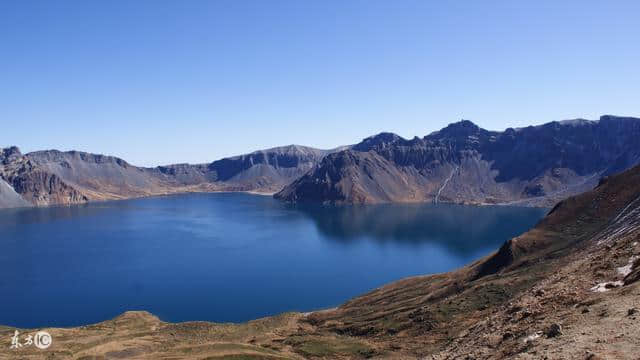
[
  {"xmin": 276, "ymin": 115, "xmax": 640, "ymax": 206},
  {"xmin": 0, "ymin": 144, "xmax": 345, "ymax": 208},
  {"xmin": 3, "ymin": 114, "xmax": 640, "ymax": 209}
]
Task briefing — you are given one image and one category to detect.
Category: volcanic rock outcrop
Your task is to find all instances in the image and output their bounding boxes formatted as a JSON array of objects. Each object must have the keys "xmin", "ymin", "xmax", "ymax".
[
  {"xmin": 276, "ymin": 115, "xmax": 640, "ymax": 206},
  {"xmin": 4, "ymin": 115, "xmax": 640, "ymax": 209},
  {"xmin": 0, "ymin": 145, "xmax": 340, "ymax": 208}
]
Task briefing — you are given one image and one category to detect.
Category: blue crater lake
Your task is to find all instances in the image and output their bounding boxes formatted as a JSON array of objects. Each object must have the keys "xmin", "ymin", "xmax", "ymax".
[{"xmin": 0, "ymin": 193, "xmax": 546, "ymax": 328}]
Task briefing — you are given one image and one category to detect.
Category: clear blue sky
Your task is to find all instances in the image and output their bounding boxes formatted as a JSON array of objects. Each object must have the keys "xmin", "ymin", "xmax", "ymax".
[{"xmin": 2, "ymin": 1, "xmax": 639, "ymax": 166}]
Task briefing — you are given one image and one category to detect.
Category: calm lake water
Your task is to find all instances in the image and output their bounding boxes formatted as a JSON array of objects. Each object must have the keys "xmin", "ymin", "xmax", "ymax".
[{"xmin": 0, "ymin": 193, "xmax": 546, "ymax": 328}]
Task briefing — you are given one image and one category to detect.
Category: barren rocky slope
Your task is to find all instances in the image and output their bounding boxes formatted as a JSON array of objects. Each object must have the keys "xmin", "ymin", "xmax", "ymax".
[
  {"xmin": 0, "ymin": 147, "xmax": 88, "ymax": 207},
  {"xmin": 0, "ymin": 178, "xmax": 30, "ymax": 208},
  {"xmin": 2, "ymin": 161, "xmax": 640, "ymax": 359},
  {"xmin": 0, "ymin": 145, "xmax": 339, "ymax": 208},
  {"xmin": 156, "ymin": 145, "xmax": 342, "ymax": 193},
  {"xmin": 276, "ymin": 115, "xmax": 640, "ymax": 206},
  {"xmin": 4, "ymin": 115, "xmax": 640, "ymax": 209}
]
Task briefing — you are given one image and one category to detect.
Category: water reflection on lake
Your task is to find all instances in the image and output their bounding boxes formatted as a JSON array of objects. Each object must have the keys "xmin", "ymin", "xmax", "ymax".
[{"xmin": 0, "ymin": 193, "xmax": 546, "ymax": 327}]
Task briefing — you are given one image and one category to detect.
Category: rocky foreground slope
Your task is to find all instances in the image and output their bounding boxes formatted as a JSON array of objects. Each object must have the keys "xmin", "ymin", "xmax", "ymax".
[
  {"xmin": 2, "ymin": 159, "xmax": 640, "ymax": 359},
  {"xmin": 276, "ymin": 115, "xmax": 640, "ymax": 206},
  {"xmin": 0, "ymin": 145, "xmax": 339, "ymax": 208}
]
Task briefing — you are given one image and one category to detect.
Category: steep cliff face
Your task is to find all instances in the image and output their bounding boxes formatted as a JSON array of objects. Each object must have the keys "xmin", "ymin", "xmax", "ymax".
[
  {"xmin": 0, "ymin": 148, "xmax": 23, "ymax": 208},
  {"xmin": 203, "ymin": 145, "xmax": 336, "ymax": 192},
  {"xmin": 154, "ymin": 145, "xmax": 340, "ymax": 193},
  {"xmin": 27, "ymin": 150, "xmax": 179, "ymax": 200},
  {"xmin": 276, "ymin": 149, "xmax": 445, "ymax": 204},
  {"xmin": 0, "ymin": 147, "xmax": 88, "ymax": 207},
  {"xmin": 276, "ymin": 115, "xmax": 640, "ymax": 206},
  {"xmin": 4, "ymin": 114, "xmax": 640, "ymax": 209},
  {"xmin": 0, "ymin": 144, "xmax": 341, "ymax": 208}
]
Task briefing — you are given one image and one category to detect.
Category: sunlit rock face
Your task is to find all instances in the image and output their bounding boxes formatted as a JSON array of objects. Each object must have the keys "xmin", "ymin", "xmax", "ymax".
[
  {"xmin": 276, "ymin": 115, "xmax": 640, "ymax": 206},
  {"xmin": 0, "ymin": 144, "xmax": 343, "ymax": 208},
  {"xmin": 3, "ymin": 115, "xmax": 640, "ymax": 209}
]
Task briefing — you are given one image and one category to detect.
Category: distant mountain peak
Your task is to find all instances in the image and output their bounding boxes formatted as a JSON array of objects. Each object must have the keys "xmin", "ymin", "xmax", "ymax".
[
  {"xmin": 426, "ymin": 119, "xmax": 484, "ymax": 140},
  {"xmin": 1, "ymin": 146, "xmax": 21, "ymax": 156},
  {"xmin": 555, "ymin": 118, "xmax": 594, "ymax": 127},
  {"xmin": 365, "ymin": 132, "xmax": 403, "ymax": 142},
  {"xmin": 599, "ymin": 114, "xmax": 640, "ymax": 123},
  {"xmin": 1, "ymin": 146, "xmax": 22, "ymax": 164},
  {"xmin": 442, "ymin": 119, "xmax": 480, "ymax": 131},
  {"xmin": 277, "ymin": 115, "xmax": 640, "ymax": 206},
  {"xmin": 353, "ymin": 132, "xmax": 403, "ymax": 152},
  {"xmin": 27, "ymin": 149, "xmax": 131, "ymax": 168},
  {"xmin": 262, "ymin": 144, "xmax": 323, "ymax": 156}
]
